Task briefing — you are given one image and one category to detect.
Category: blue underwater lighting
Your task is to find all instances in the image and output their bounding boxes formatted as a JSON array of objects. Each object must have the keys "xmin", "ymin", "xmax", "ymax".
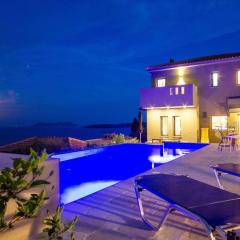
[{"xmin": 51, "ymin": 142, "xmax": 207, "ymax": 204}]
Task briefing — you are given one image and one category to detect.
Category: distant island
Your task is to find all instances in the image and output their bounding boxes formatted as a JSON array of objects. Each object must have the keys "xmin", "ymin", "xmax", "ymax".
[
  {"xmin": 33, "ymin": 122, "xmax": 78, "ymax": 127},
  {"xmin": 32, "ymin": 122, "xmax": 132, "ymax": 128},
  {"xmin": 84, "ymin": 123, "xmax": 131, "ymax": 128}
]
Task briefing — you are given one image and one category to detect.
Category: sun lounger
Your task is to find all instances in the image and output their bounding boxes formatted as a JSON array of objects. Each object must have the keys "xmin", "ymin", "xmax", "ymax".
[
  {"xmin": 134, "ymin": 174, "xmax": 240, "ymax": 240},
  {"xmin": 210, "ymin": 163, "xmax": 240, "ymax": 189}
]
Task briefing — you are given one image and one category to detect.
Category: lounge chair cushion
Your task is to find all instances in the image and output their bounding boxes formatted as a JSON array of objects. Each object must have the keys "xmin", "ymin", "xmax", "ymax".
[
  {"xmin": 136, "ymin": 174, "xmax": 240, "ymax": 226},
  {"xmin": 212, "ymin": 164, "xmax": 240, "ymax": 177}
]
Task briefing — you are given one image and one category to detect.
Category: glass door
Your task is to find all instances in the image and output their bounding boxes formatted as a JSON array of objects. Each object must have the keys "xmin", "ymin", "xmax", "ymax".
[
  {"xmin": 160, "ymin": 116, "xmax": 168, "ymax": 136},
  {"xmin": 173, "ymin": 116, "xmax": 181, "ymax": 136}
]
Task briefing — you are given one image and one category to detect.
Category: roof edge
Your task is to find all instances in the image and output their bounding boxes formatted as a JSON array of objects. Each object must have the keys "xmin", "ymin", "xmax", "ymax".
[{"xmin": 147, "ymin": 52, "xmax": 240, "ymax": 71}]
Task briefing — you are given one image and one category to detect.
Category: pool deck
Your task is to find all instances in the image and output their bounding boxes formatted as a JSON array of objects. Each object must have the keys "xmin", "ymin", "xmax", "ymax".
[{"xmin": 62, "ymin": 144, "xmax": 240, "ymax": 240}]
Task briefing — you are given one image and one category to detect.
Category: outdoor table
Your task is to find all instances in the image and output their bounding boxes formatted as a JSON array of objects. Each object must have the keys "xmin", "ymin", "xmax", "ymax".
[{"xmin": 226, "ymin": 134, "xmax": 240, "ymax": 152}]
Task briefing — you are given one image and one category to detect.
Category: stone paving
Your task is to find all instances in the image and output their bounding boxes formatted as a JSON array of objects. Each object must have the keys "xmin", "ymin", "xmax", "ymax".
[{"xmin": 63, "ymin": 144, "xmax": 240, "ymax": 240}]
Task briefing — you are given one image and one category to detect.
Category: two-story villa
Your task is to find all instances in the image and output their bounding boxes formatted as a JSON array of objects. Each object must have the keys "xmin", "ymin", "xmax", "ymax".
[{"xmin": 140, "ymin": 53, "xmax": 240, "ymax": 143}]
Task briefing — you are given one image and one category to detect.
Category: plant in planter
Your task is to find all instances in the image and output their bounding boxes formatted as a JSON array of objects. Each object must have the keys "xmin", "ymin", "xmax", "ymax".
[
  {"xmin": 0, "ymin": 149, "xmax": 53, "ymax": 230},
  {"xmin": 41, "ymin": 206, "xmax": 78, "ymax": 240}
]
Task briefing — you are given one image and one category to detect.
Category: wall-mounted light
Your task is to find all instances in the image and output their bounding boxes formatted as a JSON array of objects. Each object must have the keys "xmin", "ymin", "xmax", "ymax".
[
  {"xmin": 178, "ymin": 77, "xmax": 185, "ymax": 85},
  {"xmin": 179, "ymin": 67, "xmax": 184, "ymax": 77},
  {"xmin": 177, "ymin": 67, "xmax": 185, "ymax": 85}
]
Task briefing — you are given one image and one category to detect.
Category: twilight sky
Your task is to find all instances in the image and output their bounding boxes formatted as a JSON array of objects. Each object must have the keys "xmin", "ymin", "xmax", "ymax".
[{"xmin": 0, "ymin": 0, "xmax": 240, "ymax": 126}]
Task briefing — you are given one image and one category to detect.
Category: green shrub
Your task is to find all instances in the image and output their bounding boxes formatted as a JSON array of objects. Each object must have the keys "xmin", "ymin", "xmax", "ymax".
[
  {"xmin": 124, "ymin": 137, "xmax": 138, "ymax": 143},
  {"xmin": 111, "ymin": 134, "xmax": 118, "ymax": 143},
  {"xmin": 0, "ymin": 148, "xmax": 79, "ymax": 240},
  {"xmin": 112, "ymin": 134, "xmax": 125, "ymax": 144},
  {"xmin": 117, "ymin": 134, "xmax": 125, "ymax": 143},
  {"xmin": 0, "ymin": 149, "xmax": 53, "ymax": 230},
  {"xmin": 42, "ymin": 206, "xmax": 78, "ymax": 240}
]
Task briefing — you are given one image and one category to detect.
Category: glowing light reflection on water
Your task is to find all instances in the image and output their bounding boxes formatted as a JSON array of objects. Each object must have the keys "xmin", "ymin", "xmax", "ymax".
[{"xmin": 61, "ymin": 180, "xmax": 118, "ymax": 204}]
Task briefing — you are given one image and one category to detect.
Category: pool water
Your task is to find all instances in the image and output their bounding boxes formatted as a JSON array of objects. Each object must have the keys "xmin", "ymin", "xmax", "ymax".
[{"xmin": 51, "ymin": 142, "xmax": 207, "ymax": 204}]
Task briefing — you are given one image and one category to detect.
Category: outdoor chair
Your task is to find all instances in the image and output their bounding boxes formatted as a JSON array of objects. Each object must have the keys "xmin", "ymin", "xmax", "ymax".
[
  {"xmin": 210, "ymin": 164, "xmax": 240, "ymax": 189},
  {"xmin": 134, "ymin": 174, "xmax": 240, "ymax": 240},
  {"xmin": 218, "ymin": 129, "xmax": 231, "ymax": 151}
]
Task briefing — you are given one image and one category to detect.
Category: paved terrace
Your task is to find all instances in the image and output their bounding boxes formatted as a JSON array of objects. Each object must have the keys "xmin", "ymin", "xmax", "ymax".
[{"xmin": 63, "ymin": 144, "xmax": 240, "ymax": 240}]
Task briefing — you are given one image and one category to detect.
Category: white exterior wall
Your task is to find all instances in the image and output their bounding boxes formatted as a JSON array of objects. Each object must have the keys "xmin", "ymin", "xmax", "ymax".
[{"xmin": 147, "ymin": 108, "xmax": 199, "ymax": 142}]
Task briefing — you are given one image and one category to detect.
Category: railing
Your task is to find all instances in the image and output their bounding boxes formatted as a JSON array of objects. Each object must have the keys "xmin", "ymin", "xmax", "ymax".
[{"xmin": 140, "ymin": 84, "xmax": 198, "ymax": 109}]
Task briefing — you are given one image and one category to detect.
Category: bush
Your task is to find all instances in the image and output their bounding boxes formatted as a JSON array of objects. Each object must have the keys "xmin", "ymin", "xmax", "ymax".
[
  {"xmin": 124, "ymin": 137, "xmax": 138, "ymax": 143},
  {"xmin": 0, "ymin": 149, "xmax": 52, "ymax": 229},
  {"xmin": 42, "ymin": 206, "xmax": 78, "ymax": 240},
  {"xmin": 0, "ymin": 148, "xmax": 78, "ymax": 240},
  {"xmin": 112, "ymin": 134, "xmax": 125, "ymax": 144},
  {"xmin": 117, "ymin": 134, "xmax": 125, "ymax": 143}
]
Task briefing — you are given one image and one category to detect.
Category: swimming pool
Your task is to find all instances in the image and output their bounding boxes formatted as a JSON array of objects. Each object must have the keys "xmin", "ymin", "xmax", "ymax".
[{"xmin": 51, "ymin": 142, "xmax": 207, "ymax": 204}]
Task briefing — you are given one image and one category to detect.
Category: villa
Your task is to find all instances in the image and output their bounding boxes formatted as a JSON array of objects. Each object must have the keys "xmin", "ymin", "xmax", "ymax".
[
  {"xmin": 1, "ymin": 54, "xmax": 240, "ymax": 240},
  {"xmin": 140, "ymin": 53, "xmax": 240, "ymax": 143}
]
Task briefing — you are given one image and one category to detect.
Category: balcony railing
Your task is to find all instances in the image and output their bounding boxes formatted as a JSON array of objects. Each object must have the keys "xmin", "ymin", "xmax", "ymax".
[{"xmin": 140, "ymin": 84, "xmax": 198, "ymax": 109}]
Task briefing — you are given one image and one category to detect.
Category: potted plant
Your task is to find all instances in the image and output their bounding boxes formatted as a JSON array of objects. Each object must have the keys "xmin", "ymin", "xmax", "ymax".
[{"xmin": 0, "ymin": 149, "xmax": 78, "ymax": 240}]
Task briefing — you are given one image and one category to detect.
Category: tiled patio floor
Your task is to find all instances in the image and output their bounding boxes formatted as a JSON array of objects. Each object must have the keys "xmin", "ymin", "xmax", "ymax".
[{"xmin": 63, "ymin": 144, "xmax": 240, "ymax": 240}]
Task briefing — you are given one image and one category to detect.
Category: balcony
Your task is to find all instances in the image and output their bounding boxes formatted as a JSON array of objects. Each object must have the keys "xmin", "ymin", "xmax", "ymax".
[{"xmin": 140, "ymin": 84, "xmax": 198, "ymax": 109}]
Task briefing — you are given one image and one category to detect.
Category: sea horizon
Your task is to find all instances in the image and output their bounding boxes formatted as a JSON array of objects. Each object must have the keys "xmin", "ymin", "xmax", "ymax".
[{"xmin": 0, "ymin": 126, "xmax": 130, "ymax": 146}]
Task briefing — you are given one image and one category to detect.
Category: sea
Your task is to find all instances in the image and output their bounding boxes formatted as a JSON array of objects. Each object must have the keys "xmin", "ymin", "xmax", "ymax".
[{"xmin": 0, "ymin": 127, "xmax": 130, "ymax": 145}]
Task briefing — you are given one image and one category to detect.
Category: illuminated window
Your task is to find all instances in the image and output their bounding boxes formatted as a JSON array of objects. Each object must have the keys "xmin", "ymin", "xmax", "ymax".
[
  {"xmin": 160, "ymin": 116, "xmax": 168, "ymax": 136},
  {"xmin": 156, "ymin": 78, "xmax": 166, "ymax": 87},
  {"xmin": 211, "ymin": 72, "xmax": 219, "ymax": 87},
  {"xmin": 173, "ymin": 116, "xmax": 181, "ymax": 136},
  {"xmin": 181, "ymin": 86, "xmax": 185, "ymax": 94},
  {"xmin": 169, "ymin": 88, "xmax": 173, "ymax": 95},
  {"xmin": 237, "ymin": 70, "xmax": 240, "ymax": 85},
  {"xmin": 175, "ymin": 87, "xmax": 179, "ymax": 95},
  {"xmin": 211, "ymin": 116, "xmax": 227, "ymax": 130}
]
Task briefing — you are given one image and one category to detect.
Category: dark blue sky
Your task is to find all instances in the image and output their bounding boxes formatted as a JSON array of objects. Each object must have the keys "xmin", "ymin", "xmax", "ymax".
[{"xmin": 0, "ymin": 0, "xmax": 240, "ymax": 126}]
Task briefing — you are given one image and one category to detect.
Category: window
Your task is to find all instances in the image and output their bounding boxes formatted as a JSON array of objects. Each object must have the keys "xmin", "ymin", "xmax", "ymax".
[
  {"xmin": 211, "ymin": 72, "xmax": 219, "ymax": 87},
  {"xmin": 237, "ymin": 70, "xmax": 240, "ymax": 85},
  {"xmin": 211, "ymin": 116, "xmax": 227, "ymax": 130},
  {"xmin": 169, "ymin": 88, "xmax": 173, "ymax": 95},
  {"xmin": 175, "ymin": 87, "xmax": 179, "ymax": 95},
  {"xmin": 160, "ymin": 116, "xmax": 168, "ymax": 136},
  {"xmin": 173, "ymin": 116, "xmax": 181, "ymax": 136},
  {"xmin": 181, "ymin": 86, "xmax": 185, "ymax": 95},
  {"xmin": 156, "ymin": 78, "xmax": 166, "ymax": 87}
]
